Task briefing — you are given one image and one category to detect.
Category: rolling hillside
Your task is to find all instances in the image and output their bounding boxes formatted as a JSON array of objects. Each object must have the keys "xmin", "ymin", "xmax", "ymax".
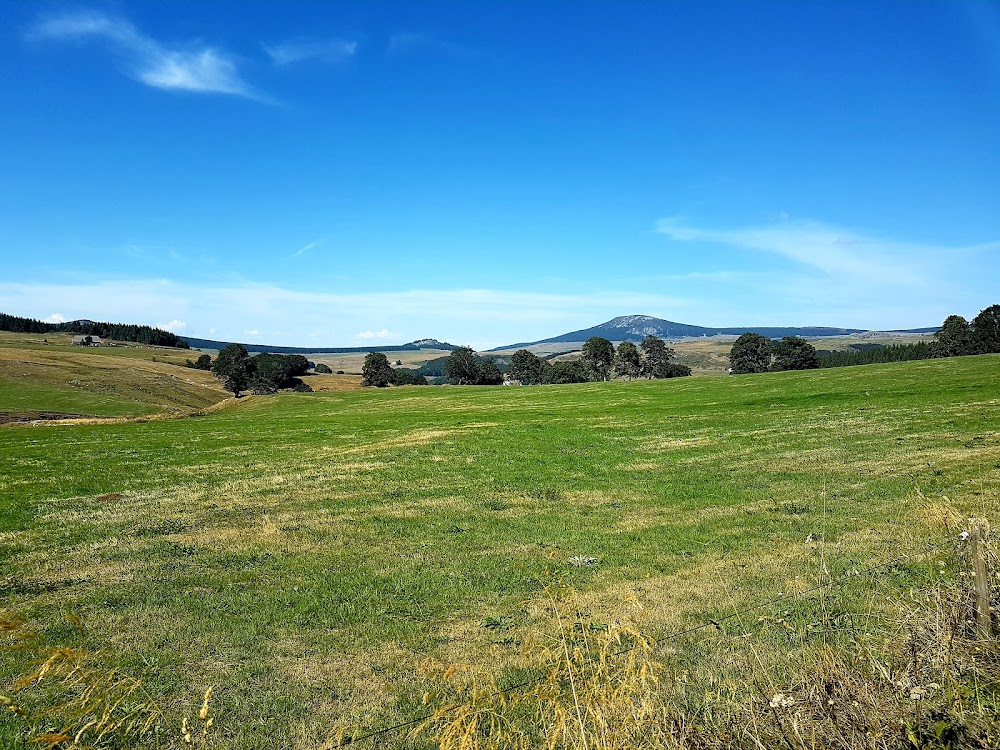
[{"xmin": 0, "ymin": 331, "xmax": 227, "ymax": 421}]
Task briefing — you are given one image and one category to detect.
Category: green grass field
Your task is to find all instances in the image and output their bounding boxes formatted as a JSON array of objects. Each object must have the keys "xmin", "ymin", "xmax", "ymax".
[{"xmin": 1, "ymin": 355, "xmax": 998, "ymax": 748}]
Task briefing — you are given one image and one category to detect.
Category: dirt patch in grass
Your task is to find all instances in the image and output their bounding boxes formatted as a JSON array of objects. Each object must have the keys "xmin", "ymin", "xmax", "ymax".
[
  {"xmin": 0, "ymin": 410, "xmax": 90, "ymax": 424},
  {"xmin": 374, "ymin": 496, "xmax": 468, "ymax": 519},
  {"xmin": 275, "ymin": 634, "xmax": 418, "ymax": 741}
]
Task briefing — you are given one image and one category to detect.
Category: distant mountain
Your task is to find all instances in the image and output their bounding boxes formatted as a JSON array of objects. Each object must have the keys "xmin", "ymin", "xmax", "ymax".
[
  {"xmin": 491, "ymin": 315, "xmax": 936, "ymax": 350},
  {"xmin": 409, "ymin": 338, "xmax": 459, "ymax": 350},
  {"xmin": 179, "ymin": 336, "xmax": 458, "ymax": 354}
]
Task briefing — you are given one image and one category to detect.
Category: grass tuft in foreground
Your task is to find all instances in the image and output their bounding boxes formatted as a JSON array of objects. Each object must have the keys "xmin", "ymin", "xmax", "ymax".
[{"xmin": 413, "ymin": 530, "xmax": 999, "ymax": 750}]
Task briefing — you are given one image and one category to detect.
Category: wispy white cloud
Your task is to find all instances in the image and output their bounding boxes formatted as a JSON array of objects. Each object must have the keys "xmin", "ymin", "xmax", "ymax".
[
  {"xmin": 243, "ymin": 329, "xmax": 260, "ymax": 336},
  {"xmin": 264, "ymin": 38, "xmax": 357, "ymax": 66},
  {"xmin": 157, "ymin": 319, "xmax": 186, "ymax": 333},
  {"xmin": 42, "ymin": 313, "xmax": 68, "ymax": 324},
  {"xmin": 289, "ymin": 240, "xmax": 321, "ymax": 258},
  {"xmin": 356, "ymin": 329, "xmax": 400, "ymax": 340},
  {"xmin": 656, "ymin": 216, "xmax": 1000, "ymax": 282},
  {"xmin": 31, "ymin": 10, "xmax": 263, "ymax": 100},
  {"xmin": 387, "ymin": 32, "xmax": 472, "ymax": 58}
]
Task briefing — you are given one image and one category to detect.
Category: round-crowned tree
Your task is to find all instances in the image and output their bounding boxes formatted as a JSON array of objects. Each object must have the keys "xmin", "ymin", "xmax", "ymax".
[
  {"xmin": 444, "ymin": 346, "xmax": 479, "ymax": 385},
  {"xmin": 931, "ymin": 315, "xmax": 974, "ymax": 357},
  {"xmin": 474, "ymin": 358, "xmax": 504, "ymax": 385},
  {"xmin": 612, "ymin": 340, "xmax": 641, "ymax": 380},
  {"xmin": 392, "ymin": 368, "xmax": 428, "ymax": 386},
  {"xmin": 972, "ymin": 304, "xmax": 1000, "ymax": 354},
  {"xmin": 314, "ymin": 363, "xmax": 333, "ymax": 374},
  {"xmin": 361, "ymin": 352, "xmax": 394, "ymax": 387},
  {"xmin": 640, "ymin": 335, "xmax": 676, "ymax": 379},
  {"xmin": 582, "ymin": 337, "xmax": 614, "ymax": 381},
  {"xmin": 509, "ymin": 349, "xmax": 548, "ymax": 385},
  {"xmin": 771, "ymin": 336, "xmax": 820, "ymax": 371},
  {"xmin": 211, "ymin": 343, "xmax": 253, "ymax": 397},
  {"xmin": 729, "ymin": 333, "xmax": 772, "ymax": 374}
]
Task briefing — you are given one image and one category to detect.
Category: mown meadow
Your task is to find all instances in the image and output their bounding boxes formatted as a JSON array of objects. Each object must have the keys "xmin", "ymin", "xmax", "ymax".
[{"xmin": 1, "ymin": 355, "xmax": 999, "ymax": 748}]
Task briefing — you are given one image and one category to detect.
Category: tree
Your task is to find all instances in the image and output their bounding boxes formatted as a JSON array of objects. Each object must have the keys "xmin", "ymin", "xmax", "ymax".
[
  {"xmin": 612, "ymin": 340, "xmax": 641, "ymax": 380},
  {"xmin": 582, "ymin": 337, "xmax": 614, "ymax": 381},
  {"xmin": 314, "ymin": 363, "xmax": 333, "ymax": 374},
  {"xmin": 286, "ymin": 354, "xmax": 311, "ymax": 377},
  {"xmin": 771, "ymin": 336, "xmax": 820, "ymax": 371},
  {"xmin": 640, "ymin": 335, "xmax": 676, "ymax": 379},
  {"xmin": 663, "ymin": 362, "xmax": 692, "ymax": 378},
  {"xmin": 253, "ymin": 352, "xmax": 294, "ymax": 389},
  {"xmin": 729, "ymin": 333, "xmax": 772, "ymax": 374},
  {"xmin": 930, "ymin": 315, "xmax": 974, "ymax": 357},
  {"xmin": 392, "ymin": 368, "xmax": 428, "ymax": 386},
  {"xmin": 445, "ymin": 347, "xmax": 480, "ymax": 385},
  {"xmin": 212, "ymin": 343, "xmax": 253, "ymax": 397},
  {"xmin": 194, "ymin": 353, "xmax": 213, "ymax": 370},
  {"xmin": 475, "ymin": 358, "xmax": 504, "ymax": 385},
  {"xmin": 361, "ymin": 352, "xmax": 394, "ymax": 387},
  {"xmin": 548, "ymin": 360, "xmax": 590, "ymax": 383},
  {"xmin": 249, "ymin": 376, "xmax": 278, "ymax": 395},
  {"xmin": 509, "ymin": 349, "xmax": 549, "ymax": 385},
  {"xmin": 972, "ymin": 304, "xmax": 1000, "ymax": 354}
]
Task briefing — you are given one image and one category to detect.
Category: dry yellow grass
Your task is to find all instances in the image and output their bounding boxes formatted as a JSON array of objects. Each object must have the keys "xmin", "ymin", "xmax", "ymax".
[
  {"xmin": 415, "ymin": 521, "xmax": 999, "ymax": 750},
  {"xmin": 304, "ymin": 373, "xmax": 363, "ymax": 391}
]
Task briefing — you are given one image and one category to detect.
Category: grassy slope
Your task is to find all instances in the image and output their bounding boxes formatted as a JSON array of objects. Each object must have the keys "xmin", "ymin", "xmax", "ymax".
[
  {"xmin": 0, "ymin": 332, "xmax": 226, "ymax": 418},
  {"xmin": 1, "ymin": 355, "xmax": 998, "ymax": 747}
]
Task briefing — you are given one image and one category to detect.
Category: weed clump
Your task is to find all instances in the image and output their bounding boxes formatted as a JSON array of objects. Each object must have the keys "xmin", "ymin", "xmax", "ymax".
[{"xmin": 1, "ymin": 614, "xmax": 214, "ymax": 749}]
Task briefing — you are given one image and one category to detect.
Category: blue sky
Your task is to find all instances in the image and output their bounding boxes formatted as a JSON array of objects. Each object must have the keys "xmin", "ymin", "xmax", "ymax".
[{"xmin": 2, "ymin": 1, "xmax": 999, "ymax": 349}]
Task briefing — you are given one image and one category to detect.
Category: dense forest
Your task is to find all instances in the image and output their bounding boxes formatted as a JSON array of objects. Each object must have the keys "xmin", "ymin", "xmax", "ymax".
[
  {"xmin": 817, "ymin": 342, "xmax": 932, "ymax": 368},
  {"xmin": 0, "ymin": 312, "xmax": 189, "ymax": 348}
]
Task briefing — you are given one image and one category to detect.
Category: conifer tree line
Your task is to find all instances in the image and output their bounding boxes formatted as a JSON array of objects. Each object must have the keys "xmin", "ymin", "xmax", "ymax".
[
  {"xmin": 816, "ymin": 343, "xmax": 931, "ymax": 368},
  {"xmin": 729, "ymin": 303, "xmax": 1000, "ymax": 374},
  {"xmin": 0, "ymin": 312, "xmax": 189, "ymax": 348}
]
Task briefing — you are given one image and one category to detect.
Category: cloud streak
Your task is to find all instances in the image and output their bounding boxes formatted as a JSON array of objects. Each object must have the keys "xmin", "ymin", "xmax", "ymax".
[
  {"xmin": 657, "ymin": 217, "xmax": 999, "ymax": 282},
  {"xmin": 32, "ymin": 10, "xmax": 262, "ymax": 100},
  {"xmin": 387, "ymin": 32, "xmax": 473, "ymax": 59},
  {"xmin": 289, "ymin": 240, "xmax": 321, "ymax": 258},
  {"xmin": 264, "ymin": 38, "xmax": 357, "ymax": 66}
]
